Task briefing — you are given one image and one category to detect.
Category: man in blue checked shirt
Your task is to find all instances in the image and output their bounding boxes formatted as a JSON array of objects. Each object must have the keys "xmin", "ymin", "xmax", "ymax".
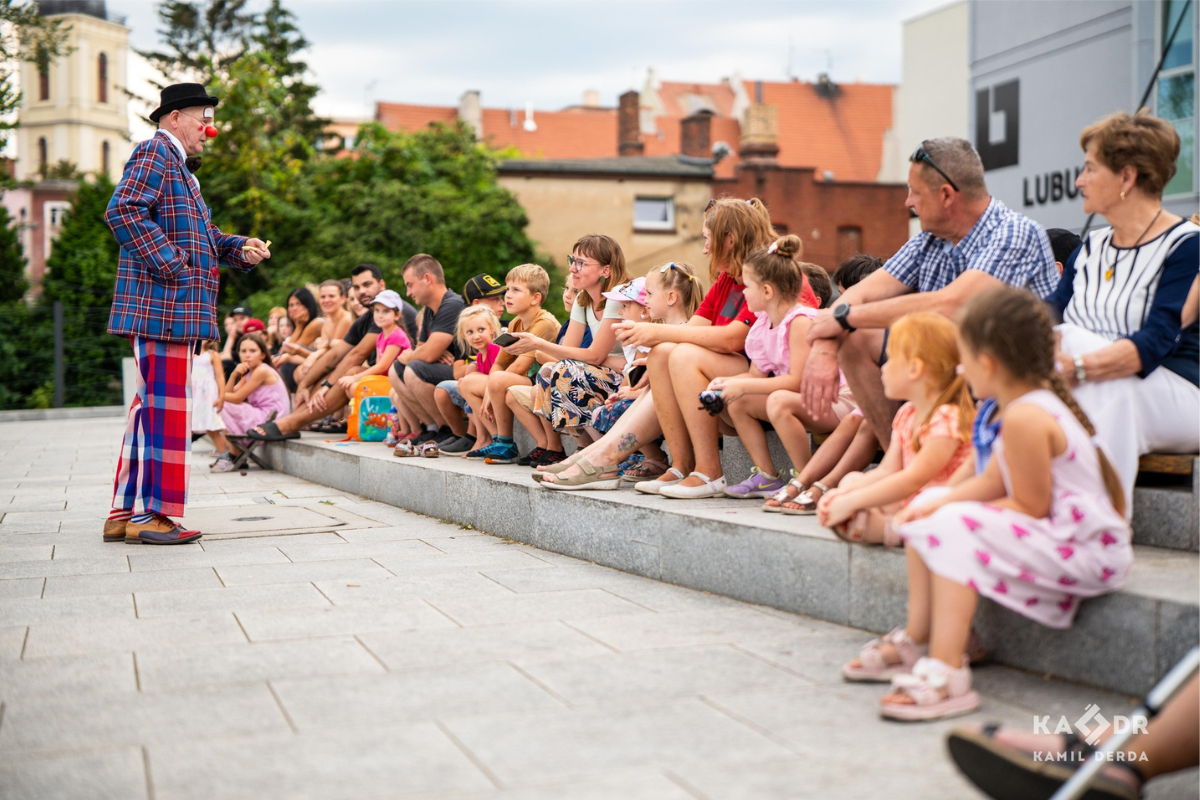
[{"xmin": 801, "ymin": 137, "xmax": 1058, "ymax": 449}]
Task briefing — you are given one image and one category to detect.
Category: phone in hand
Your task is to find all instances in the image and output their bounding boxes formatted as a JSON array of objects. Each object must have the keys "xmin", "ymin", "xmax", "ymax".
[{"xmin": 493, "ymin": 332, "xmax": 520, "ymax": 348}]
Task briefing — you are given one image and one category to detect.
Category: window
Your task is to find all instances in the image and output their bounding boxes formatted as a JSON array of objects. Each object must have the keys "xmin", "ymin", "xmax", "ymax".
[
  {"xmin": 97, "ymin": 53, "xmax": 108, "ymax": 103},
  {"xmin": 633, "ymin": 197, "xmax": 675, "ymax": 232},
  {"xmin": 101, "ymin": 141, "xmax": 110, "ymax": 175},
  {"xmin": 44, "ymin": 201, "xmax": 71, "ymax": 260},
  {"xmin": 37, "ymin": 137, "xmax": 47, "ymax": 173},
  {"xmin": 38, "ymin": 67, "xmax": 49, "ymax": 101},
  {"xmin": 1159, "ymin": 0, "xmax": 1195, "ymax": 195}
]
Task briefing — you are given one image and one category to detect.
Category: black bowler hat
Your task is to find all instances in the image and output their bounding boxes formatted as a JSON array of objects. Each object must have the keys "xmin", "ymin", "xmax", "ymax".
[{"xmin": 149, "ymin": 83, "xmax": 220, "ymax": 123}]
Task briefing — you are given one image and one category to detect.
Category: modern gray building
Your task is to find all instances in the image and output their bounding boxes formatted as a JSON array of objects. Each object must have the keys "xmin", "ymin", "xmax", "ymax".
[{"xmin": 970, "ymin": 0, "xmax": 1198, "ymax": 231}]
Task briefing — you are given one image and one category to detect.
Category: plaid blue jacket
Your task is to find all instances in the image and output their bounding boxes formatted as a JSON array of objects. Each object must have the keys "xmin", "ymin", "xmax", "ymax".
[{"xmin": 106, "ymin": 132, "xmax": 253, "ymax": 344}]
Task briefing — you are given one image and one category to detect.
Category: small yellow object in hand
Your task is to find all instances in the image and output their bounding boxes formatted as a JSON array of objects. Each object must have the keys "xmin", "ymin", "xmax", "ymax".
[{"xmin": 242, "ymin": 239, "xmax": 273, "ymax": 254}]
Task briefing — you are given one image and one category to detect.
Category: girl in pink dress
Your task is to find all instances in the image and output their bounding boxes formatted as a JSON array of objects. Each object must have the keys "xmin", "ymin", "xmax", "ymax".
[
  {"xmin": 210, "ymin": 333, "xmax": 291, "ymax": 471},
  {"xmin": 845, "ymin": 286, "xmax": 1132, "ymax": 722},
  {"xmin": 816, "ymin": 312, "xmax": 974, "ymax": 546}
]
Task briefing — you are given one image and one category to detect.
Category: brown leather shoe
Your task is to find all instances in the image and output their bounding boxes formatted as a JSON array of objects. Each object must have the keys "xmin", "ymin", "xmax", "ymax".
[
  {"xmin": 125, "ymin": 515, "xmax": 202, "ymax": 545},
  {"xmin": 103, "ymin": 518, "xmax": 128, "ymax": 542}
]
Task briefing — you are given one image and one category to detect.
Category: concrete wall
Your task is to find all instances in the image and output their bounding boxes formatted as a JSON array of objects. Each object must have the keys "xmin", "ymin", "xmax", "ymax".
[
  {"xmin": 970, "ymin": 0, "xmax": 1199, "ymax": 229},
  {"xmin": 17, "ymin": 12, "xmax": 132, "ymax": 181},
  {"xmin": 496, "ymin": 174, "xmax": 711, "ymax": 278}
]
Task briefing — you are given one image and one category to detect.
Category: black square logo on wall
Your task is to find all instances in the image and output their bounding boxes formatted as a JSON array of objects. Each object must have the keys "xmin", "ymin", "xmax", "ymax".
[{"xmin": 976, "ymin": 79, "xmax": 1020, "ymax": 171}]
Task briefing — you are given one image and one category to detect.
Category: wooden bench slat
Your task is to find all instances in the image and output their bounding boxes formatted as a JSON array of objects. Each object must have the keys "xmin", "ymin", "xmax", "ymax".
[{"xmin": 1138, "ymin": 454, "xmax": 1197, "ymax": 476}]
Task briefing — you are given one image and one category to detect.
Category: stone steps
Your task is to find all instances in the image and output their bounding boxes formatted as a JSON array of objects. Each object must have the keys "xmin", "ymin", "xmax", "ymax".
[
  {"xmin": 262, "ymin": 434, "xmax": 1198, "ymax": 697},
  {"xmin": 717, "ymin": 433, "xmax": 1200, "ymax": 553}
]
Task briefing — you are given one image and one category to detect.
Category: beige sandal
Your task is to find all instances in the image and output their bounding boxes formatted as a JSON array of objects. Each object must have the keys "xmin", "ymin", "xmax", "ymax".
[
  {"xmin": 781, "ymin": 480, "xmax": 829, "ymax": 516},
  {"xmin": 541, "ymin": 458, "xmax": 622, "ymax": 491},
  {"xmin": 763, "ymin": 478, "xmax": 806, "ymax": 513}
]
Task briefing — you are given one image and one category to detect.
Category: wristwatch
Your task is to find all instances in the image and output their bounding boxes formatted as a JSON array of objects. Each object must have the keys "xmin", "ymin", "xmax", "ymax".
[
  {"xmin": 833, "ymin": 303, "xmax": 856, "ymax": 333},
  {"xmin": 1073, "ymin": 355, "xmax": 1087, "ymax": 384},
  {"xmin": 320, "ymin": 379, "xmax": 333, "ymax": 389}
]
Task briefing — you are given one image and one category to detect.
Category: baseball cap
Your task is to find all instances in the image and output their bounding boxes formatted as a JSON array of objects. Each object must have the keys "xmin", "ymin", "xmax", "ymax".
[
  {"xmin": 230, "ymin": 306, "xmax": 251, "ymax": 317},
  {"xmin": 242, "ymin": 318, "xmax": 265, "ymax": 333},
  {"xmin": 370, "ymin": 289, "xmax": 406, "ymax": 310},
  {"xmin": 463, "ymin": 274, "xmax": 506, "ymax": 303},
  {"xmin": 601, "ymin": 276, "xmax": 648, "ymax": 306}
]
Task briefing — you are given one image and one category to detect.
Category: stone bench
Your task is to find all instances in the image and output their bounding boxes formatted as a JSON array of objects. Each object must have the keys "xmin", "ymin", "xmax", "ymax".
[{"xmin": 262, "ymin": 433, "xmax": 1199, "ymax": 696}]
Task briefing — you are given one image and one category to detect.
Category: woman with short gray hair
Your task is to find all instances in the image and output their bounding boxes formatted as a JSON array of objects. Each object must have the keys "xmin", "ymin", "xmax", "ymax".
[{"xmin": 1050, "ymin": 109, "xmax": 1199, "ymax": 513}]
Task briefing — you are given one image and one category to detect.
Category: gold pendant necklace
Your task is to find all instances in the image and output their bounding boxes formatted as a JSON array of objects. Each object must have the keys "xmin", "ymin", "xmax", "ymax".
[{"xmin": 1106, "ymin": 208, "xmax": 1162, "ymax": 281}]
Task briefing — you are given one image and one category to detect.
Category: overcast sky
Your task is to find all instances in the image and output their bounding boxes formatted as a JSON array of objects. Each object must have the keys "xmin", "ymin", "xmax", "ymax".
[{"xmin": 112, "ymin": 0, "xmax": 951, "ymax": 120}]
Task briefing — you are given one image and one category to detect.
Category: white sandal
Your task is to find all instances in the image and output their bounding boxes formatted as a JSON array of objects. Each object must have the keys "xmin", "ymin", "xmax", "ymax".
[
  {"xmin": 659, "ymin": 471, "xmax": 727, "ymax": 499},
  {"xmin": 880, "ymin": 657, "xmax": 980, "ymax": 722},
  {"xmin": 634, "ymin": 467, "xmax": 686, "ymax": 495}
]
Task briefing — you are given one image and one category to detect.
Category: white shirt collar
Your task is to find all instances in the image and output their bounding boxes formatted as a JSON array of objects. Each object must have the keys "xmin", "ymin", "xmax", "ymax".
[{"xmin": 158, "ymin": 129, "xmax": 187, "ymax": 161}]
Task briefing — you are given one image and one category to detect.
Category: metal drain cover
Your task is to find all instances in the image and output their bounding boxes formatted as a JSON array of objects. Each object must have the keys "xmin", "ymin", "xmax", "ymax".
[{"xmin": 233, "ymin": 516, "xmax": 272, "ymax": 522}]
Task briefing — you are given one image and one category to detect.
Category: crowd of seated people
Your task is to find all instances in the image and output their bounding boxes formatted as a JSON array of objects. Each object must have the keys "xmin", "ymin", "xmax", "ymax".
[{"xmin": 200, "ymin": 112, "xmax": 1197, "ymax": 741}]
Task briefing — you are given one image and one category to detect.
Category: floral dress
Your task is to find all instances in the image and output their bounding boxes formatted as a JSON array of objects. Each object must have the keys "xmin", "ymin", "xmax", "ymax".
[{"xmin": 896, "ymin": 389, "xmax": 1133, "ymax": 629}]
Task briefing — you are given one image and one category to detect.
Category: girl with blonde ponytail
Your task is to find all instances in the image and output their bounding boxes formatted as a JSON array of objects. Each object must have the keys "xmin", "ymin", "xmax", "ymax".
[
  {"xmin": 858, "ymin": 286, "xmax": 1133, "ymax": 723},
  {"xmin": 816, "ymin": 311, "xmax": 974, "ymax": 544}
]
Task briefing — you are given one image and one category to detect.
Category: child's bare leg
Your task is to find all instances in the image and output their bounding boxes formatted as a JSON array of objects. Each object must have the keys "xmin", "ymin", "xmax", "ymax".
[
  {"xmin": 810, "ymin": 424, "xmax": 881, "ymax": 503},
  {"xmin": 847, "ymin": 545, "xmax": 933, "ymax": 671},
  {"xmin": 1134, "ymin": 674, "xmax": 1200, "ymax": 779},
  {"xmin": 925, "ymin": 575, "xmax": 976, "ymax": 668},
  {"xmin": 796, "ymin": 414, "xmax": 863, "ymax": 485},
  {"xmin": 209, "ymin": 430, "xmax": 232, "ymax": 452},
  {"xmin": 486, "ymin": 372, "xmax": 529, "ymax": 437},
  {"xmin": 541, "ymin": 419, "xmax": 563, "ymax": 452},
  {"xmin": 507, "ymin": 392, "xmax": 548, "ymax": 449},
  {"xmin": 434, "ymin": 388, "xmax": 467, "ymax": 437},
  {"xmin": 767, "ymin": 391, "xmax": 812, "ymax": 474},
  {"xmin": 727, "ymin": 395, "xmax": 778, "ymax": 476}
]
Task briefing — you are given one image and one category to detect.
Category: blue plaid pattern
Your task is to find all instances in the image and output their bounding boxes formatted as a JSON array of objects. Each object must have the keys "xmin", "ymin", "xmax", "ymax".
[
  {"xmin": 883, "ymin": 199, "xmax": 1059, "ymax": 298},
  {"xmin": 106, "ymin": 132, "xmax": 254, "ymax": 343}
]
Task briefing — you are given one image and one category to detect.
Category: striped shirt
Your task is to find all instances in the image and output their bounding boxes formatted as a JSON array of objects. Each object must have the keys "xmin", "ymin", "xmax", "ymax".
[
  {"xmin": 1051, "ymin": 220, "xmax": 1199, "ymax": 386},
  {"xmin": 884, "ymin": 198, "xmax": 1058, "ymax": 298}
]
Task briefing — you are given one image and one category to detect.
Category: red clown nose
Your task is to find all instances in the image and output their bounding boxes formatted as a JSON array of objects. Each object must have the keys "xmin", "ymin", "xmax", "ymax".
[{"xmin": 204, "ymin": 125, "xmax": 219, "ymax": 138}]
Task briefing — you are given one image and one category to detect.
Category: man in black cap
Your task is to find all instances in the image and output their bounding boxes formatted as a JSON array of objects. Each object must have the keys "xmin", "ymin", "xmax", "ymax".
[
  {"xmin": 463, "ymin": 274, "xmax": 507, "ymax": 319},
  {"xmin": 103, "ymin": 83, "xmax": 270, "ymax": 546}
]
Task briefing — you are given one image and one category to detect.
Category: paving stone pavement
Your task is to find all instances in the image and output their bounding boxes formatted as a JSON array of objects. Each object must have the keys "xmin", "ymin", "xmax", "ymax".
[{"xmin": 0, "ymin": 418, "xmax": 1195, "ymax": 800}]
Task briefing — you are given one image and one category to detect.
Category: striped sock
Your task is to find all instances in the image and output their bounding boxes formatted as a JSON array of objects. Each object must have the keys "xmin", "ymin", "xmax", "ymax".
[
  {"xmin": 107, "ymin": 509, "xmax": 133, "ymax": 522},
  {"xmin": 130, "ymin": 512, "xmax": 155, "ymax": 525}
]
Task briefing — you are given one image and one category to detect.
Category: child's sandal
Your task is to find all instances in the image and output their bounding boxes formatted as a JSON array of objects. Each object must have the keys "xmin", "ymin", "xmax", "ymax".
[
  {"xmin": 879, "ymin": 656, "xmax": 979, "ymax": 722},
  {"xmin": 762, "ymin": 479, "xmax": 806, "ymax": 513},
  {"xmin": 842, "ymin": 626, "xmax": 928, "ymax": 682},
  {"xmin": 780, "ymin": 480, "xmax": 830, "ymax": 516},
  {"xmin": 831, "ymin": 509, "xmax": 872, "ymax": 543},
  {"xmin": 417, "ymin": 441, "xmax": 440, "ymax": 458}
]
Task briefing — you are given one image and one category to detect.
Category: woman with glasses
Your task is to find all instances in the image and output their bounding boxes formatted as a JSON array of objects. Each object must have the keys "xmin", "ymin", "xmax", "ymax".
[
  {"xmin": 1050, "ymin": 110, "xmax": 1199, "ymax": 514},
  {"xmin": 541, "ymin": 197, "xmax": 817, "ymax": 492},
  {"xmin": 502, "ymin": 234, "xmax": 630, "ymax": 452}
]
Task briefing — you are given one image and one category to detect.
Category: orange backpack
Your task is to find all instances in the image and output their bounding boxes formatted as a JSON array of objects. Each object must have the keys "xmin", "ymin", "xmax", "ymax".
[{"xmin": 347, "ymin": 376, "xmax": 395, "ymax": 442}]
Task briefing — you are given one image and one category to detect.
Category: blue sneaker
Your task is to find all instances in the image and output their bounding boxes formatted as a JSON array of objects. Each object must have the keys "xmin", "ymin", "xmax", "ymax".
[{"xmin": 467, "ymin": 439, "xmax": 519, "ymax": 463}]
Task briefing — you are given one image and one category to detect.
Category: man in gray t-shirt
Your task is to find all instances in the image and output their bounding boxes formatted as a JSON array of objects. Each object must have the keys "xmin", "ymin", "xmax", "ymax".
[{"xmin": 389, "ymin": 254, "xmax": 465, "ymax": 444}]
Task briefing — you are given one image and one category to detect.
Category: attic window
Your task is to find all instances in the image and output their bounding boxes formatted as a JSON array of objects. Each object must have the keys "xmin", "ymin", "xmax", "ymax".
[{"xmin": 634, "ymin": 197, "xmax": 674, "ymax": 232}]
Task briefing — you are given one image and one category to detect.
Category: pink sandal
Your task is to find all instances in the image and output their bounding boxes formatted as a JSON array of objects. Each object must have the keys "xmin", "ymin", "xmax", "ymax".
[
  {"xmin": 842, "ymin": 627, "xmax": 928, "ymax": 682},
  {"xmin": 831, "ymin": 509, "xmax": 871, "ymax": 543},
  {"xmin": 880, "ymin": 656, "xmax": 980, "ymax": 721}
]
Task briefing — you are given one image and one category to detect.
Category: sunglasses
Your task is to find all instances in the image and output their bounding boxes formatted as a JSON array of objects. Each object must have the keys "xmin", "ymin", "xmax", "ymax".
[{"xmin": 911, "ymin": 144, "xmax": 960, "ymax": 192}]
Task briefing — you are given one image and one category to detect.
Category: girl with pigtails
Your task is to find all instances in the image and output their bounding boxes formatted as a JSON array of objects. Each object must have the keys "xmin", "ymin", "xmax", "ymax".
[{"xmin": 845, "ymin": 285, "xmax": 1132, "ymax": 722}]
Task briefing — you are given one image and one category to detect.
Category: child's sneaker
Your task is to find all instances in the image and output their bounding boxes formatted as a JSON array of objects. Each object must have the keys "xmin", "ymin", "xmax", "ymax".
[
  {"xmin": 518, "ymin": 447, "xmax": 546, "ymax": 467},
  {"xmin": 384, "ymin": 431, "xmax": 398, "ymax": 447},
  {"xmin": 534, "ymin": 449, "xmax": 567, "ymax": 467},
  {"xmin": 210, "ymin": 451, "xmax": 236, "ymax": 472},
  {"xmin": 469, "ymin": 439, "xmax": 518, "ymax": 463},
  {"xmin": 724, "ymin": 467, "xmax": 784, "ymax": 499}
]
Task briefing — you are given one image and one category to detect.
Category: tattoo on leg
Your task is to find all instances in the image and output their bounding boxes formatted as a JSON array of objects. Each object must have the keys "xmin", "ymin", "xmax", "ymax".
[{"xmin": 617, "ymin": 432, "xmax": 639, "ymax": 453}]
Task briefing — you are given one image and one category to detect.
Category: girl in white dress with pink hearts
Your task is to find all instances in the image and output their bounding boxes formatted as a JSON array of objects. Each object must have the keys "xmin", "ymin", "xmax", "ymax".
[{"xmin": 854, "ymin": 286, "xmax": 1132, "ymax": 722}]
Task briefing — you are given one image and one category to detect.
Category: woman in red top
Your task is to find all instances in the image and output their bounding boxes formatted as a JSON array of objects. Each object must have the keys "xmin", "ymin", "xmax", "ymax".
[{"xmin": 542, "ymin": 197, "xmax": 816, "ymax": 491}]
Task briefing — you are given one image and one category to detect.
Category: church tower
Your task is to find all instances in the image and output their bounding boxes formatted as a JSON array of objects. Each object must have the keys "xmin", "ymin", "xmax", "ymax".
[{"xmin": 16, "ymin": 0, "xmax": 132, "ymax": 182}]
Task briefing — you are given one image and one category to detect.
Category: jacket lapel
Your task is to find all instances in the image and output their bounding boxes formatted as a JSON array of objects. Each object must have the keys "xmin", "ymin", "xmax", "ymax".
[{"xmin": 155, "ymin": 132, "xmax": 218, "ymax": 251}]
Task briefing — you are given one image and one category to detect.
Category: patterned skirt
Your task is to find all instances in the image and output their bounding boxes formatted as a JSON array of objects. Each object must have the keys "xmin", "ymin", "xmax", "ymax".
[{"xmin": 532, "ymin": 359, "xmax": 623, "ymax": 431}]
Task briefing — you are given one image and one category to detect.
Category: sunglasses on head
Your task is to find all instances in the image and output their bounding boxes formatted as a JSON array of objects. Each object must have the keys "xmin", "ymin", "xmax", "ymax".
[{"xmin": 911, "ymin": 143, "xmax": 960, "ymax": 192}]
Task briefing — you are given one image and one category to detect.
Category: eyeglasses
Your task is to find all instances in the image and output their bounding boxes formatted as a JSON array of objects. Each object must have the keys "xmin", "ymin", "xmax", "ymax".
[
  {"xmin": 567, "ymin": 254, "xmax": 601, "ymax": 270},
  {"xmin": 911, "ymin": 143, "xmax": 959, "ymax": 192}
]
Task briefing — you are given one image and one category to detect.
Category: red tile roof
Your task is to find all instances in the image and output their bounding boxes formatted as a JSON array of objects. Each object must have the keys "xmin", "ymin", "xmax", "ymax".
[{"xmin": 374, "ymin": 77, "xmax": 894, "ymax": 183}]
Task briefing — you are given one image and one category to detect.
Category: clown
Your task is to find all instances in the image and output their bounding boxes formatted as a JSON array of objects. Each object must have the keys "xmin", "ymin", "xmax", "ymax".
[{"xmin": 104, "ymin": 83, "xmax": 271, "ymax": 545}]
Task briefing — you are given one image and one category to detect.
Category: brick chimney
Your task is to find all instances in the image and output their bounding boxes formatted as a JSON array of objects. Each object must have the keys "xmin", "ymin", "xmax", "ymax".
[
  {"xmin": 740, "ymin": 104, "xmax": 779, "ymax": 164},
  {"xmin": 618, "ymin": 90, "xmax": 644, "ymax": 156},
  {"xmin": 680, "ymin": 110, "xmax": 713, "ymax": 159}
]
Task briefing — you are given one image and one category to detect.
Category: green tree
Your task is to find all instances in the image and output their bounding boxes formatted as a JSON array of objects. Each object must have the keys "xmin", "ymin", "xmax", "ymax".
[
  {"xmin": 137, "ymin": 0, "xmax": 254, "ymax": 89},
  {"xmin": 40, "ymin": 176, "xmax": 126, "ymax": 406},
  {"xmin": 249, "ymin": 122, "xmax": 538, "ymax": 308},
  {"xmin": 1, "ymin": 0, "xmax": 73, "ymax": 155},
  {"xmin": 0, "ymin": 202, "xmax": 28, "ymax": 303}
]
